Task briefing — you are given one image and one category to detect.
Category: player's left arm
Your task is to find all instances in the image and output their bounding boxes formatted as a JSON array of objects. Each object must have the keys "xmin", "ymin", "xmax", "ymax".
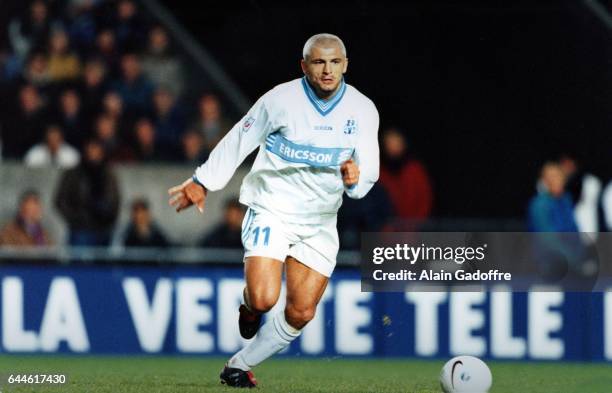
[{"xmin": 343, "ymin": 103, "xmax": 380, "ymax": 199}]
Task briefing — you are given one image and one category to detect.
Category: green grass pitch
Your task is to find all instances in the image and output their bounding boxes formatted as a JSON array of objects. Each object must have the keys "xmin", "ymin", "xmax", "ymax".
[{"xmin": 0, "ymin": 355, "xmax": 610, "ymax": 393}]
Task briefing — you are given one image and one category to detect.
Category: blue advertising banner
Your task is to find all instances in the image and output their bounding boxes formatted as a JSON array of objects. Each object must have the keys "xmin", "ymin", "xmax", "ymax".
[{"xmin": 0, "ymin": 264, "xmax": 611, "ymax": 361}]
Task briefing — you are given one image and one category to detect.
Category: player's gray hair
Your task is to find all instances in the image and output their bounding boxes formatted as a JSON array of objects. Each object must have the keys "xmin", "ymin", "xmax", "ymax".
[{"xmin": 302, "ymin": 33, "xmax": 347, "ymax": 60}]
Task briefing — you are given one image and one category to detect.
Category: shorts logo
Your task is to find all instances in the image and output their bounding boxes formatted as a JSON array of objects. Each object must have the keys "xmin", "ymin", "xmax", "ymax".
[
  {"xmin": 242, "ymin": 116, "xmax": 256, "ymax": 132},
  {"xmin": 344, "ymin": 118, "xmax": 358, "ymax": 135}
]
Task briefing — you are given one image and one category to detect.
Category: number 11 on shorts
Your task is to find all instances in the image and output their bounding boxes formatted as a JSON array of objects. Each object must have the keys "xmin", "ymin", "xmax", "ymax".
[{"xmin": 252, "ymin": 226, "xmax": 270, "ymax": 246}]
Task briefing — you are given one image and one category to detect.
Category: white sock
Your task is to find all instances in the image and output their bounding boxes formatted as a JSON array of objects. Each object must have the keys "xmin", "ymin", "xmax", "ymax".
[{"xmin": 228, "ymin": 311, "xmax": 301, "ymax": 371}]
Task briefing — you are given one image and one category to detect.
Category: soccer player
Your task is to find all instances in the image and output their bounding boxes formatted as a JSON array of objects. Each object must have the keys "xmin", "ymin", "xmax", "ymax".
[{"xmin": 168, "ymin": 33, "xmax": 379, "ymax": 387}]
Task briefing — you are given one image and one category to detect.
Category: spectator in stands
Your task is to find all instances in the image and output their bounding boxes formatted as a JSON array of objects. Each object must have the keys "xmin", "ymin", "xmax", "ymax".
[
  {"xmin": 24, "ymin": 124, "xmax": 80, "ymax": 168},
  {"xmin": 64, "ymin": 0, "xmax": 98, "ymax": 54},
  {"xmin": 3, "ymin": 84, "xmax": 47, "ymax": 158},
  {"xmin": 22, "ymin": 52, "xmax": 51, "ymax": 89},
  {"xmin": 47, "ymin": 28, "xmax": 81, "ymax": 82},
  {"xmin": 102, "ymin": 91, "xmax": 130, "ymax": 140},
  {"xmin": 141, "ymin": 25, "xmax": 183, "ymax": 96},
  {"xmin": 78, "ymin": 59, "xmax": 108, "ymax": 122},
  {"xmin": 528, "ymin": 162, "xmax": 594, "ymax": 279},
  {"xmin": 8, "ymin": 0, "xmax": 51, "ymax": 60},
  {"xmin": 112, "ymin": 53, "xmax": 153, "ymax": 116},
  {"xmin": 55, "ymin": 138, "xmax": 120, "ymax": 246},
  {"xmin": 191, "ymin": 94, "xmax": 233, "ymax": 151},
  {"xmin": 181, "ymin": 129, "xmax": 208, "ymax": 165},
  {"xmin": 0, "ymin": 190, "xmax": 52, "ymax": 247},
  {"xmin": 200, "ymin": 198, "xmax": 245, "ymax": 248},
  {"xmin": 122, "ymin": 198, "xmax": 169, "ymax": 248},
  {"xmin": 57, "ymin": 88, "xmax": 88, "ymax": 148},
  {"xmin": 94, "ymin": 28, "xmax": 119, "ymax": 75},
  {"xmin": 558, "ymin": 153, "xmax": 602, "ymax": 233},
  {"xmin": 152, "ymin": 87, "xmax": 185, "ymax": 155},
  {"xmin": 103, "ymin": 91, "xmax": 124, "ymax": 120},
  {"xmin": 94, "ymin": 113, "xmax": 121, "ymax": 159},
  {"xmin": 129, "ymin": 117, "xmax": 163, "ymax": 162},
  {"xmin": 528, "ymin": 162, "xmax": 578, "ymax": 232},
  {"xmin": 113, "ymin": 0, "xmax": 147, "ymax": 51},
  {"xmin": 379, "ymin": 128, "xmax": 433, "ymax": 226}
]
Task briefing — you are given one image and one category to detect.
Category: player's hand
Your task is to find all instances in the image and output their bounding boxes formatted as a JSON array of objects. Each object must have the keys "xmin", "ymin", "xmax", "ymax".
[
  {"xmin": 168, "ymin": 178, "xmax": 207, "ymax": 213},
  {"xmin": 340, "ymin": 159, "xmax": 360, "ymax": 187}
]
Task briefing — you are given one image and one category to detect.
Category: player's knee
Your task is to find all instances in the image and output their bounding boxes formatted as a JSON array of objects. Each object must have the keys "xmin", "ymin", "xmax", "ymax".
[
  {"xmin": 248, "ymin": 293, "xmax": 277, "ymax": 314},
  {"xmin": 285, "ymin": 304, "xmax": 316, "ymax": 328}
]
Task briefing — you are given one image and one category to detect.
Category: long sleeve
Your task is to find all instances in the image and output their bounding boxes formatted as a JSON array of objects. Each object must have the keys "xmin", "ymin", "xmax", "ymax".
[
  {"xmin": 194, "ymin": 96, "xmax": 274, "ymax": 191},
  {"xmin": 344, "ymin": 103, "xmax": 380, "ymax": 199}
]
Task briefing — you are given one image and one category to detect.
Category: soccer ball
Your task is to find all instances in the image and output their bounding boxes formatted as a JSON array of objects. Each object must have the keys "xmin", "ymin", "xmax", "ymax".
[{"xmin": 439, "ymin": 356, "xmax": 492, "ymax": 393}]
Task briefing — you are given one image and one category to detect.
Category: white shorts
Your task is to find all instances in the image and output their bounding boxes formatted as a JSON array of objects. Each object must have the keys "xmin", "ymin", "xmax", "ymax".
[{"xmin": 241, "ymin": 207, "xmax": 339, "ymax": 277}]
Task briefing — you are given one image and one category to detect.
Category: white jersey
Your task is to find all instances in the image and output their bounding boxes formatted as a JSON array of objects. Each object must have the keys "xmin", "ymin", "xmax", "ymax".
[{"xmin": 194, "ymin": 77, "xmax": 379, "ymax": 224}]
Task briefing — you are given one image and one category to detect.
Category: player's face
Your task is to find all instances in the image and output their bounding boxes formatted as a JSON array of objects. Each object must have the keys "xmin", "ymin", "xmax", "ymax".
[{"xmin": 301, "ymin": 45, "xmax": 348, "ymax": 98}]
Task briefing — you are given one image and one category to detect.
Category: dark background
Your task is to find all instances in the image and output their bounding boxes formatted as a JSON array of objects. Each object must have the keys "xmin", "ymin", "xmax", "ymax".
[{"xmin": 158, "ymin": 0, "xmax": 610, "ymax": 218}]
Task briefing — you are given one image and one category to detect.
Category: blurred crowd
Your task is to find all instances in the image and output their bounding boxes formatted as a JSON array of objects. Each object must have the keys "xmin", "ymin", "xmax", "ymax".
[
  {"xmin": 528, "ymin": 154, "xmax": 611, "ymax": 234},
  {"xmin": 0, "ymin": 0, "xmax": 233, "ymax": 166},
  {"xmin": 6, "ymin": 125, "xmax": 612, "ymax": 252},
  {"xmin": 0, "ymin": 124, "xmax": 436, "ymax": 249},
  {"xmin": 0, "ymin": 0, "xmax": 436, "ymax": 251},
  {"xmin": 1, "ymin": 1, "xmax": 610, "ymax": 254}
]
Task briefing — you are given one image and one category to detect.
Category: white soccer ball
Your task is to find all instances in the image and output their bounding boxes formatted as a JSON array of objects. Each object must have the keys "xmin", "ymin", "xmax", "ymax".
[{"xmin": 439, "ymin": 356, "xmax": 492, "ymax": 393}]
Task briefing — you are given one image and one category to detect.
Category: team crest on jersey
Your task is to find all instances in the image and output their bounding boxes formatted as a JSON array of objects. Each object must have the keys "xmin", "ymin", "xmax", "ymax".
[
  {"xmin": 242, "ymin": 116, "xmax": 255, "ymax": 132},
  {"xmin": 344, "ymin": 118, "xmax": 358, "ymax": 135}
]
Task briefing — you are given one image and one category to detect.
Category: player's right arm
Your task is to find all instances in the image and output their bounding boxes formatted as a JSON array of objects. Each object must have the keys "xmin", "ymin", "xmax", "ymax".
[
  {"xmin": 168, "ymin": 177, "xmax": 207, "ymax": 213},
  {"xmin": 168, "ymin": 95, "xmax": 274, "ymax": 213}
]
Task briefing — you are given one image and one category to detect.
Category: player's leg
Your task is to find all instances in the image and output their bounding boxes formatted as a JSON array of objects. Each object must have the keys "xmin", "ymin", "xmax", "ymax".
[
  {"xmin": 227, "ymin": 256, "xmax": 328, "ymax": 375},
  {"xmin": 238, "ymin": 208, "xmax": 289, "ymax": 338},
  {"xmin": 284, "ymin": 256, "xmax": 329, "ymax": 329},
  {"xmin": 222, "ymin": 208, "xmax": 289, "ymax": 387},
  {"xmin": 241, "ymin": 255, "xmax": 328, "ymax": 331},
  {"xmin": 281, "ymin": 218, "xmax": 335, "ymax": 333},
  {"xmin": 222, "ymin": 213, "xmax": 334, "ymax": 386},
  {"xmin": 221, "ymin": 256, "xmax": 283, "ymax": 388},
  {"xmin": 239, "ymin": 256, "xmax": 283, "ymax": 339}
]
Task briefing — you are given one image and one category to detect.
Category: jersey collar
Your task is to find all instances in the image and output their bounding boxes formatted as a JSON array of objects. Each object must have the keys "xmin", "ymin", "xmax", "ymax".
[{"xmin": 301, "ymin": 76, "xmax": 347, "ymax": 117}]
